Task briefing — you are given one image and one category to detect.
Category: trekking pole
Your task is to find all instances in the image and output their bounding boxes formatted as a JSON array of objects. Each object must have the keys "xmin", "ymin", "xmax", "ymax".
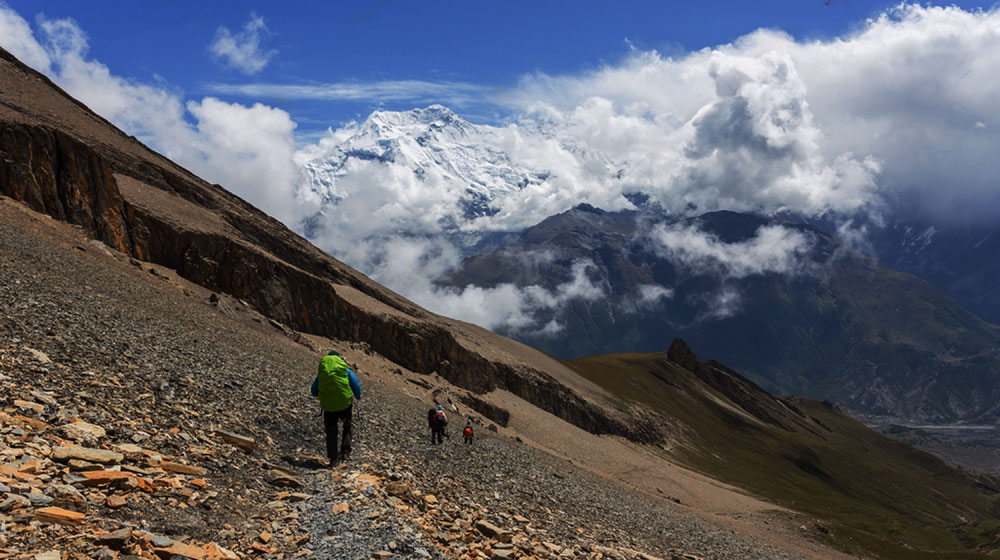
[{"xmin": 355, "ymin": 399, "xmax": 362, "ymax": 447}]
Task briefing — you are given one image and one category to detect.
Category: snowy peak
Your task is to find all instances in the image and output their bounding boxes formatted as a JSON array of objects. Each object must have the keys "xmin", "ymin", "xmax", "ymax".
[
  {"xmin": 365, "ymin": 104, "xmax": 465, "ymax": 130},
  {"xmin": 299, "ymin": 105, "xmax": 550, "ymax": 224}
]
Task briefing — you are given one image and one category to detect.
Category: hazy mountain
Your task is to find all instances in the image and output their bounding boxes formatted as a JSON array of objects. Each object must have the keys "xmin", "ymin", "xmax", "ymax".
[
  {"xmin": 442, "ymin": 206, "xmax": 1000, "ymax": 423},
  {"xmin": 872, "ymin": 220, "xmax": 1000, "ymax": 324}
]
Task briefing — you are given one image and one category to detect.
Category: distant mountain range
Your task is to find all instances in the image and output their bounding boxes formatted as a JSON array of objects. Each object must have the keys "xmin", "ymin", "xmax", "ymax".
[
  {"xmin": 298, "ymin": 106, "xmax": 1000, "ymax": 423},
  {"xmin": 443, "ymin": 206, "xmax": 1000, "ymax": 422}
]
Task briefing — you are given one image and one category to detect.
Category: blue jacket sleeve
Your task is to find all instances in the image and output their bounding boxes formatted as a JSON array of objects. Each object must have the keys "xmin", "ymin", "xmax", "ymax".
[
  {"xmin": 310, "ymin": 376, "xmax": 318, "ymax": 397},
  {"xmin": 348, "ymin": 369, "xmax": 362, "ymax": 399}
]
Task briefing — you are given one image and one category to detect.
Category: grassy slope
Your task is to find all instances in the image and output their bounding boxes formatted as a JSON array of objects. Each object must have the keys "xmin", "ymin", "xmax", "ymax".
[{"xmin": 564, "ymin": 351, "xmax": 1000, "ymax": 559}]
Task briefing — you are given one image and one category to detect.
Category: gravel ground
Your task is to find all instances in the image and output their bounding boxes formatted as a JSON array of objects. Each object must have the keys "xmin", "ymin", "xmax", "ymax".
[{"xmin": 0, "ymin": 203, "xmax": 812, "ymax": 559}]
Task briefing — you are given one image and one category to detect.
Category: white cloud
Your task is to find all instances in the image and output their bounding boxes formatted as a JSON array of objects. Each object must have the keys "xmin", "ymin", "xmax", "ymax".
[
  {"xmin": 208, "ymin": 13, "xmax": 274, "ymax": 75},
  {"xmin": 502, "ymin": 4, "xmax": 1000, "ymax": 225},
  {"xmin": 638, "ymin": 284, "xmax": 674, "ymax": 304},
  {"xmin": 698, "ymin": 287, "xmax": 742, "ymax": 321},
  {"xmin": 647, "ymin": 223, "xmax": 815, "ymax": 279},
  {"xmin": 207, "ymin": 80, "xmax": 491, "ymax": 107},
  {"xmin": 183, "ymin": 98, "xmax": 300, "ymax": 220},
  {"xmin": 311, "ymin": 229, "xmax": 605, "ymax": 334},
  {"xmin": 0, "ymin": 3, "xmax": 50, "ymax": 71}
]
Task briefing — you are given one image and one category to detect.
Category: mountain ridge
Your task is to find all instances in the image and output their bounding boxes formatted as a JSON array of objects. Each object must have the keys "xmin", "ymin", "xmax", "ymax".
[{"xmin": 445, "ymin": 205, "xmax": 1000, "ymax": 423}]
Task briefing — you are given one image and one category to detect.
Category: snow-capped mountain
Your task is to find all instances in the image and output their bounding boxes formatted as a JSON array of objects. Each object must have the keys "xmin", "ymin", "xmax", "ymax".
[{"xmin": 299, "ymin": 105, "xmax": 551, "ymax": 225}]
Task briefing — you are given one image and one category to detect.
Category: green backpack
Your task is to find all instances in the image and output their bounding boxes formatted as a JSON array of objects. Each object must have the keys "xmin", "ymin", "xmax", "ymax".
[{"xmin": 317, "ymin": 354, "xmax": 353, "ymax": 412}]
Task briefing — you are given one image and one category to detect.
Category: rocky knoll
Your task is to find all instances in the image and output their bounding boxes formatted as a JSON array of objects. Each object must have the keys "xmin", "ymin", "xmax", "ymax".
[{"xmin": 0, "ymin": 46, "xmax": 653, "ymax": 445}]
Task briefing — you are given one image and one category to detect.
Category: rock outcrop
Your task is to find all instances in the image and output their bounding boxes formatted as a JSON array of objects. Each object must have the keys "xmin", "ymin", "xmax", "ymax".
[{"xmin": 0, "ymin": 122, "xmax": 133, "ymax": 254}]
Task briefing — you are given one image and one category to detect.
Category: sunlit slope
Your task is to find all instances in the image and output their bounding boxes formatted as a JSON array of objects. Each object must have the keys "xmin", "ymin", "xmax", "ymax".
[{"xmin": 565, "ymin": 342, "xmax": 1000, "ymax": 560}]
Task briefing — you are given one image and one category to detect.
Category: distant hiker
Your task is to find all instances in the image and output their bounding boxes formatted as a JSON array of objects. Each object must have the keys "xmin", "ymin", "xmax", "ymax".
[
  {"xmin": 310, "ymin": 350, "xmax": 362, "ymax": 467},
  {"xmin": 428, "ymin": 404, "xmax": 447, "ymax": 444},
  {"xmin": 463, "ymin": 421, "xmax": 474, "ymax": 445}
]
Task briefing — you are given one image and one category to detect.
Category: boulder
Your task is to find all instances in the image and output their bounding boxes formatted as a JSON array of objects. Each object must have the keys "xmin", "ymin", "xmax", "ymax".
[
  {"xmin": 475, "ymin": 520, "xmax": 507, "ymax": 540},
  {"xmin": 94, "ymin": 528, "xmax": 133, "ymax": 550},
  {"xmin": 160, "ymin": 461, "xmax": 205, "ymax": 476},
  {"xmin": 385, "ymin": 482, "xmax": 411, "ymax": 497},
  {"xmin": 152, "ymin": 540, "xmax": 206, "ymax": 560},
  {"xmin": 80, "ymin": 470, "xmax": 134, "ymax": 486},
  {"xmin": 266, "ymin": 469, "xmax": 302, "ymax": 488},
  {"xmin": 106, "ymin": 494, "xmax": 127, "ymax": 508},
  {"xmin": 58, "ymin": 422, "xmax": 106, "ymax": 443},
  {"xmin": 0, "ymin": 494, "xmax": 30, "ymax": 511},
  {"xmin": 203, "ymin": 543, "xmax": 239, "ymax": 560}
]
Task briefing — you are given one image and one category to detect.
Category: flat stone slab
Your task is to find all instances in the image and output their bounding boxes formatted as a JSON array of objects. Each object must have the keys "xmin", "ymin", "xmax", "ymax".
[
  {"xmin": 51, "ymin": 447, "xmax": 122, "ymax": 465},
  {"xmin": 33, "ymin": 506, "xmax": 85, "ymax": 526}
]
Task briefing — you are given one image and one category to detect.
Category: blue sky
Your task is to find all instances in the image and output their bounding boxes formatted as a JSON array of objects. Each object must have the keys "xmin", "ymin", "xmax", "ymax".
[
  {"xmin": 6, "ymin": 0, "xmax": 995, "ymax": 134},
  {"xmin": 3, "ymin": 1, "xmax": 1000, "ymax": 330}
]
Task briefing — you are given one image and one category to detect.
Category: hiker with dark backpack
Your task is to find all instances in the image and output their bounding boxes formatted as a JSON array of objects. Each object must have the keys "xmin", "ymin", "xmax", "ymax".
[
  {"xmin": 310, "ymin": 350, "xmax": 362, "ymax": 467},
  {"xmin": 428, "ymin": 404, "xmax": 447, "ymax": 444}
]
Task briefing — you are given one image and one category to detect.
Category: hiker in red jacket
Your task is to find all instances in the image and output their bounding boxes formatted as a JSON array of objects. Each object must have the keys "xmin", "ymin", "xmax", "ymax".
[{"xmin": 463, "ymin": 421, "xmax": 474, "ymax": 444}]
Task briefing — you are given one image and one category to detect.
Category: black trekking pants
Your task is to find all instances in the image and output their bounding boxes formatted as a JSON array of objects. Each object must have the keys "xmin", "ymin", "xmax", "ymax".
[
  {"xmin": 432, "ymin": 426, "xmax": 445, "ymax": 444},
  {"xmin": 323, "ymin": 405, "xmax": 352, "ymax": 463}
]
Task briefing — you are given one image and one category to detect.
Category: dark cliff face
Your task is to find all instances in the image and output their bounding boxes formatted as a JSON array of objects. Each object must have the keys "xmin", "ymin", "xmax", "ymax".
[
  {"xmin": 0, "ymin": 48, "xmax": 655, "ymax": 444},
  {"xmin": 0, "ymin": 123, "xmax": 133, "ymax": 255}
]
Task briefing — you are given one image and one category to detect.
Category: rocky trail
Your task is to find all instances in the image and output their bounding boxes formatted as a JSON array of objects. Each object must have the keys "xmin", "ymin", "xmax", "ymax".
[{"xmin": 0, "ymin": 200, "xmax": 817, "ymax": 560}]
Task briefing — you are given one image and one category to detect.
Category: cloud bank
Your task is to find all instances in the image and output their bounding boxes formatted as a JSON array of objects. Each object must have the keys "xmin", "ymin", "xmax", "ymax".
[
  {"xmin": 647, "ymin": 224, "xmax": 815, "ymax": 279},
  {"xmin": 207, "ymin": 80, "xmax": 491, "ymax": 108},
  {"xmin": 505, "ymin": 4, "xmax": 1000, "ymax": 225}
]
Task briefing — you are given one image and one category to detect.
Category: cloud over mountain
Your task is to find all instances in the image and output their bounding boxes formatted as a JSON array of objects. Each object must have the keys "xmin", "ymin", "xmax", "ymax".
[
  {"xmin": 509, "ymin": 4, "xmax": 1000, "ymax": 225},
  {"xmin": 647, "ymin": 223, "xmax": 815, "ymax": 279}
]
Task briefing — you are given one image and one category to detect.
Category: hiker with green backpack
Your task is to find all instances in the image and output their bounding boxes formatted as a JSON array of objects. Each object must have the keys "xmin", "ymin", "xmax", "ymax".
[{"xmin": 310, "ymin": 350, "xmax": 362, "ymax": 467}]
